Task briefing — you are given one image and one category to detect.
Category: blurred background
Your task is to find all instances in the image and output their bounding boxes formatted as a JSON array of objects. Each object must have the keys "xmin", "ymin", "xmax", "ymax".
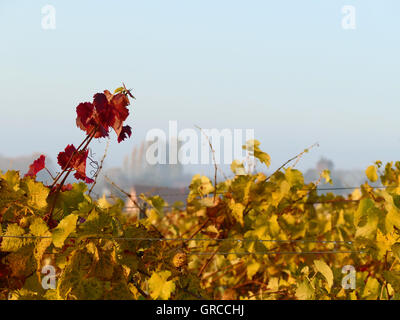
[{"xmin": 0, "ymin": 0, "xmax": 399, "ymax": 200}]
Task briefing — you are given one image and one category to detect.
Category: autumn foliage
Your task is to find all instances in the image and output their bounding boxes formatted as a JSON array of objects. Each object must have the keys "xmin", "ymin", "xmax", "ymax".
[{"xmin": 2, "ymin": 86, "xmax": 400, "ymax": 300}]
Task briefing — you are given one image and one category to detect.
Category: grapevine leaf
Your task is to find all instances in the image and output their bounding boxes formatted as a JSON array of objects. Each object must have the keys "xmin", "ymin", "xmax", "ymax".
[
  {"xmin": 243, "ymin": 140, "xmax": 270, "ymax": 167},
  {"xmin": 321, "ymin": 169, "xmax": 332, "ymax": 185},
  {"xmin": 285, "ymin": 168, "xmax": 304, "ymax": 188},
  {"xmin": 366, "ymin": 165, "xmax": 378, "ymax": 182},
  {"xmin": 78, "ymin": 209, "xmax": 112, "ymax": 238},
  {"xmin": 188, "ymin": 175, "xmax": 215, "ymax": 200},
  {"xmin": 22, "ymin": 179, "xmax": 49, "ymax": 210},
  {"xmin": 314, "ymin": 260, "xmax": 334, "ymax": 289},
  {"xmin": 229, "ymin": 200, "xmax": 245, "ymax": 226},
  {"xmin": 52, "ymin": 214, "xmax": 78, "ymax": 248},
  {"xmin": 30, "ymin": 218, "xmax": 49, "ymax": 236},
  {"xmin": 148, "ymin": 270, "xmax": 176, "ymax": 300},
  {"xmin": 384, "ymin": 271, "xmax": 400, "ymax": 292},
  {"xmin": 295, "ymin": 280, "xmax": 314, "ymax": 300},
  {"xmin": 1, "ymin": 224, "xmax": 25, "ymax": 252},
  {"xmin": 362, "ymin": 277, "xmax": 380, "ymax": 299},
  {"xmin": 25, "ymin": 155, "xmax": 46, "ymax": 178},
  {"xmin": 392, "ymin": 243, "xmax": 400, "ymax": 261},
  {"xmin": 231, "ymin": 160, "xmax": 246, "ymax": 175},
  {"xmin": 1, "ymin": 170, "xmax": 21, "ymax": 191},
  {"xmin": 246, "ymin": 259, "xmax": 261, "ymax": 279}
]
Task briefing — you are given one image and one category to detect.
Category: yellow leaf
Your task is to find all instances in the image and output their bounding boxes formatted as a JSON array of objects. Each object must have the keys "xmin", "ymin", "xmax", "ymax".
[
  {"xmin": 24, "ymin": 179, "xmax": 49, "ymax": 210},
  {"xmin": 366, "ymin": 165, "xmax": 378, "ymax": 182},
  {"xmin": 30, "ymin": 218, "xmax": 49, "ymax": 237},
  {"xmin": 1, "ymin": 224, "xmax": 25, "ymax": 252},
  {"xmin": 52, "ymin": 214, "xmax": 78, "ymax": 248},
  {"xmin": 246, "ymin": 259, "xmax": 260, "ymax": 279},
  {"xmin": 296, "ymin": 280, "xmax": 314, "ymax": 300},
  {"xmin": 314, "ymin": 260, "xmax": 334, "ymax": 289},
  {"xmin": 376, "ymin": 230, "xmax": 396, "ymax": 259},
  {"xmin": 229, "ymin": 200, "xmax": 245, "ymax": 226},
  {"xmin": 148, "ymin": 271, "xmax": 176, "ymax": 300},
  {"xmin": 231, "ymin": 160, "xmax": 246, "ymax": 175},
  {"xmin": 321, "ymin": 169, "xmax": 332, "ymax": 184},
  {"xmin": 362, "ymin": 277, "xmax": 380, "ymax": 299}
]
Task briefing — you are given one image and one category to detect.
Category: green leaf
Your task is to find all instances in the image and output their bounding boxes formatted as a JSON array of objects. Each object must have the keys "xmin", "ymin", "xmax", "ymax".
[
  {"xmin": 354, "ymin": 198, "xmax": 374, "ymax": 227},
  {"xmin": 285, "ymin": 168, "xmax": 304, "ymax": 188},
  {"xmin": 148, "ymin": 270, "xmax": 176, "ymax": 300},
  {"xmin": 147, "ymin": 195, "xmax": 166, "ymax": 213},
  {"xmin": 314, "ymin": 259, "xmax": 334, "ymax": 289},
  {"xmin": 354, "ymin": 199, "xmax": 380, "ymax": 239},
  {"xmin": 56, "ymin": 183, "xmax": 89, "ymax": 215},
  {"xmin": 392, "ymin": 243, "xmax": 400, "ymax": 261},
  {"xmin": 78, "ymin": 209, "xmax": 112, "ymax": 238},
  {"xmin": 52, "ymin": 214, "xmax": 78, "ymax": 248},
  {"xmin": 384, "ymin": 271, "xmax": 400, "ymax": 292},
  {"xmin": 366, "ymin": 165, "xmax": 378, "ymax": 182}
]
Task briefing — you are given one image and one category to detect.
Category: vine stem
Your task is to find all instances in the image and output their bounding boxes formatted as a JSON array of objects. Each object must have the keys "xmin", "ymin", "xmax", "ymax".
[
  {"xmin": 104, "ymin": 176, "xmax": 166, "ymax": 240},
  {"xmin": 47, "ymin": 128, "xmax": 98, "ymax": 222},
  {"xmin": 197, "ymin": 245, "xmax": 221, "ymax": 277},
  {"xmin": 50, "ymin": 127, "xmax": 97, "ymax": 189},
  {"xmin": 265, "ymin": 142, "xmax": 319, "ymax": 182},
  {"xmin": 195, "ymin": 125, "xmax": 227, "ymax": 201}
]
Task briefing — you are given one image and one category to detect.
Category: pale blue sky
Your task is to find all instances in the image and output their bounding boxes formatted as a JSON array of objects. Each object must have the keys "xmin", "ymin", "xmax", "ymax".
[{"xmin": 1, "ymin": 0, "xmax": 399, "ymax": 174}]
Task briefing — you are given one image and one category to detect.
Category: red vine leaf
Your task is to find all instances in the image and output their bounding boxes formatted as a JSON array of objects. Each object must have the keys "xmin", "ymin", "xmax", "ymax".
[
  {"xmin": 57, "ymin": 145, "xmax": 93, "ymax": 183},
  {"xmin": 75, "ymin": 88, "xmax": 133, "ymax": 143},
  {"xmin": 25, "ymin": 155, "xmax": 46, "ymax": 178},
  {"xmin": 117, "ymin": 125, "xmax": 132, "ymax": 143}
]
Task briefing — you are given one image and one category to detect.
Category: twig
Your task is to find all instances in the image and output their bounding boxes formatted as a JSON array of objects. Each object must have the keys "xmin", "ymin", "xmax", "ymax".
[
  {"xmin": 201, "ymin": 261, "xmax": 244, "ymax": 281},
  {"xmin": 187, "ymin": 218, "xmax": 211, "ymax": 242},
  {"xmin": 265, "ymin": 142, "xmax": 319, "ymax": 182},
  {"xmin": 50, "ymin": 127, "xmax": 97, "ymax": 189},
  {"xmin": 195, "ymin": 125, "xmax": 227, "ymax": 201},
  {"xmin": 130, "ymin": 279, "xmax": 149, "ymax": 299},
  {"xmin": 89, "ymin": 139, "xmax": 110, "ymax": 196},
  {"xmin": 44, "ymin": 167, "xmax": 55, "ymax": 180},
  {"xmin": 197, "ymin": 245, "xmax": 221, "ymax": 277},
  {"xmin": 47, "ymin": 129, "xmax": 98, "ymax": 221}
]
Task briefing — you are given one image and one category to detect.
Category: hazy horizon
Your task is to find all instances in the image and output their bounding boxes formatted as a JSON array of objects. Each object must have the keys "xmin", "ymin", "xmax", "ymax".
[{"xmin": 1, "ymin": 0, "xmax": 400, "ymax": 176}]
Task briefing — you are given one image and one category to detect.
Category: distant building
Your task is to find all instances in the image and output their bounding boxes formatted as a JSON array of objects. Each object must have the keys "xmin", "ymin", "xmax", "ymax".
[{"xmin": 304, "ymin": 157, "xmax": 367, "ymax": 195}]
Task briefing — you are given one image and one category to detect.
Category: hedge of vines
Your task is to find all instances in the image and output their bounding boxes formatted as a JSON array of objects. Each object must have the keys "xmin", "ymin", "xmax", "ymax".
[{"xmin": 1, "ymin": 86, "xmax": 400, "ymax": 300}]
